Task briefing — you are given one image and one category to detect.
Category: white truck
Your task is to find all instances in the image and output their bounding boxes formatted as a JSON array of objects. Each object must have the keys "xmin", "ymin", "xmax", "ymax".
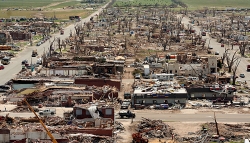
[{"xmin": 39, "ymin": 109, "xmax": 56, "ymax": 115}]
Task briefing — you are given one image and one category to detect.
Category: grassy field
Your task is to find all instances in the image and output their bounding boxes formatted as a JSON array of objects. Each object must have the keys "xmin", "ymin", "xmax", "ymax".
[
  {"xmin": 182, "ymin": 0, "xmax": 250, "ymax": 10},
  {"xmin": 0, "ymin": 10, "xmax": 38, "ymax": 18},
  {"xmin": 0, "ymin": 9, "xmax": 91, "ymax": 19},
  {"xmin": 0, "ymin": 0, "xmax": 67, "ymax": 9},
  {"xmin": 49, "ymin": 1, "xmax": 82, "ymax": 9},
  {"xmin": 113, "ymin": 0, "xmax": 172, "ymax": 7},
  {"xmin": 113, "ymin": 0, "xmax": 250, "ymax": 10}
]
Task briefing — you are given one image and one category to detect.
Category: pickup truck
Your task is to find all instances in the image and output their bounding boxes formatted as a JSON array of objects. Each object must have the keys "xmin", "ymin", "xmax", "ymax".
[
  {"xmin": 39, "ymin": 109, "xmax": 56, "ymax": 115},
  {"xmin": 118, "ymin": 110, "xmax": 135, "ymax": 119}
]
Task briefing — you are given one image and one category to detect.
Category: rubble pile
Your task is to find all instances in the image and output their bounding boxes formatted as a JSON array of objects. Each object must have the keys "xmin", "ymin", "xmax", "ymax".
[
  {"xmin": 180, "ymin": 123, "xmax": 250, "ymax": 142},
  {"xmin": 66, "ymin": 134, "xmax": 114, "ymax": 143},
  {"xmin": 45, "ymin": 116, "xmax": 66, "ymax": 126},
  {"xmin": 205, "ymin": 123, "xmax": 250, "ymax": 140},
  {"xmin": 114, "ymin": 121, "xmax": 125, "ymax": 132},
  {"xmin": 10, "ymin": 106, "xmax": 39, "ymax": 112},
  {"xmin": 20, "ymin": 117, "xmax": 45, "ymax": 123},
  {"xmin": 136, "ymin": 118, "xmax": 173, "ymax": 139}
]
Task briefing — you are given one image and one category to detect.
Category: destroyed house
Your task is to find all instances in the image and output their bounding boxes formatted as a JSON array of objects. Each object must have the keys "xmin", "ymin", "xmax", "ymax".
[
  {"xmin": 132, "ymin": 87, "xmax": 187, "ymax": 107},
  {"xmin": 186, "ymin": 84, "xmax": 236, "ymax": 100},
  {"xmin": 0, "ymin": 32, "xmax": 8, "ymax": 45},
  {"xmin": 9, "ymin": 31, "xmax": 31, "ymax": 40},
  {"xmin": 92, "ymin": 63, "xmax": 118, "ymax": 74},
  {"xmin": 80, "ymin": 45, "xmax": 105, "ymax": 52},
  {"xmin": 73, "ymin": 105, "xmax": 115, "ymax": 121},
  {"xmin": 75, "ymin": 78, "xmax": 121, "ymax": 91},
  {"xmin": 42, "ymin": 65, "xmax": 90, "ymax": 76}
]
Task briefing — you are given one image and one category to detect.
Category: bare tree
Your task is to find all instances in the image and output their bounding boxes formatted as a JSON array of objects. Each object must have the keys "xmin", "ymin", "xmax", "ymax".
[
  {"xmin": 74, "ymin": 24, "xmax": 81, "ymax": 36},
  {"xmin": 226, "ymin": 50, "xmax": 239, "ymax": 73},
  {"xmin": 49, "ymin": 39, "xmax": 55, "ymax": 57},
  {"xmin": 239, "ymin": 42, "xmax": 248, "ymax": 56},
  {"xmin": 117, "ymin": 19, "xmax": 121, "ymax": 34},
  {"xmin": 162, "ymin": 35, "xmax": 170, "ymax": 51},
  {"xmin": 85, "ymin": 22, "xmax": 92, "ymax": 32},
  {"xmin": 79, "ymin": 25, "xmax": 85, "ymax": 44},
  {"xmin": 57, "ymin": 38, "xmax": 61, "ymax": 55},
  {"xmin": 221, "ymin": 49, "xmax": 229, "ymax": 64},
  {"xmin": 232, "ymin": 58, "xmax": 241, "ymax": 85}
]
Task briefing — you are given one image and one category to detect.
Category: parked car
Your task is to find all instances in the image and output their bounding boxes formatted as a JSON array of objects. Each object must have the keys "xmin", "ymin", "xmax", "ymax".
[
  {"xmin": 208, "ymin": 46, "xmax": 213, "ymax": 49},
  {"xmin": 143, "ymin": 75, "xmax": 150, "ymax": 79},
  {"xmin": 176, "ymin": 76, "xmax": 186, "ymax": 80},
  {"xmin": 121, "ymin": 99, "xmax": 131, "ymax": 109},
  {"xmin": 135, "ymin": 73, "xmax": 141, "ymax": 79},
  {"xmin": 0, "ymin": 64, "xmax": 4, "ymax": 70},
  {"xmin": 240, "ymin": 74, "xmax": 245, "ymax": 78},
  {"xmin": 160, "ymin": 104, "xmax": 169, "ymax": 109},
  {"xmin": 21, "ymin": 60, "xmax": 28, "ymax": 65},
  {"xmin": 36, "ymin": 42, "xmax": 41, "ymax": 46},
  {"xmin": 36, "ymin": 58, "xmax": 42, "ymax": 65},
  {"xmin": 215, "ymin": 51, "xmax": 219, "ymax": 55}
]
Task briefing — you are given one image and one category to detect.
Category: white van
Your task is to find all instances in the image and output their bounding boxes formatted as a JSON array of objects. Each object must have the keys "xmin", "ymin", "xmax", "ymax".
[
  {"xmin": 187, "ymin": 77, "xmax": 199, "ymax": 81},
  {"xmin": 176, "ymin": 76, "xmax": 185, "ymax": 80},
  {"xmin": 37, "ymin": 58, "xmax": 42, "ymax": 65}
]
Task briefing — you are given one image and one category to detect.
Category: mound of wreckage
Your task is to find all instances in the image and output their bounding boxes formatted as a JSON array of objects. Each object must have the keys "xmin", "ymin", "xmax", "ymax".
[
  {"xmin": 129, "ymin": 117, "xmax": 250, "ymax": 143},
  {"xmin": 131, "ymin": 118, "xmax": 174, "ymax": 142},
  {"xmin": 177, "ymin": 122, "xmax": 250, "ymax": 143},
  {"xmin": 0, "ymin": 114, "xmax": 125, "ymax": 143}
]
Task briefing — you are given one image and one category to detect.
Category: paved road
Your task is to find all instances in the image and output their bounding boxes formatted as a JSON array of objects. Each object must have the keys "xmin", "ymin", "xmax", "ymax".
[
  {"xmin": 134, "ymin": 112, "xmax": 249, "ymax": 123},
  {"xmin": 0, "ymin": 109, "xmax": 249, "ymax": 123},
  {"xmin": 181, "ymin": 16, "xmax": 250, "ymax": 84},
  {"xmin": 0, "ymin": 3, "xmax": 110, "ymax": 85}
]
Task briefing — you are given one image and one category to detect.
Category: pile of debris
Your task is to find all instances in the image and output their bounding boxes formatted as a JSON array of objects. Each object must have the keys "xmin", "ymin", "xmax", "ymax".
[
  {"xmin": 66, "ymin": 133, "xmax": 114, "ymax": 143},
  {"xmin": 114, "ymin": 121, "xmax": 125, "ymax": 132},
  {"xmin": 135, "ymin": 118, "xmax": 173, "ymax": 139},
  {"xmin": 44, "ymin": 116, "xmax": 66, "ymax": 126},
  {"xmin": 10, "ymin": 106, "xmax": 39, "ymax": 112},
  {"xmin": 180, "ymin": 122, "xmax": 250, "ymax": 142},
  {"xmin": 20, "ymin": 117, "xmax": 45, "ymax": 123},
  {"xmin": 203, "ymin": 123, "xmax": 250, "ymax": 141}
]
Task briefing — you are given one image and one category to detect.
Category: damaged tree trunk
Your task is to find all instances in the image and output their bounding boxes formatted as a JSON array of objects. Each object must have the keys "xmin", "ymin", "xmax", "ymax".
[
  {"xmin": 226, "ymin": 50, "xmax": 239, "ymax": 73},
  {"xmin": 214, "ymin": 112, "xmax": 220, "ymax": 136},
  {"xmin": 239, "ymin": 42, "xmax": 248, "ymax": 57},
  {"xmin": 232, "ymin": 59, "xmax": 241, "ymax": 85},
  {"xmin": 49, "ymin": 39, "xmax": 55, "ymax": 57},
  {"xmin": 57, "ymin": 38, "xmax": 61, "ymax": 55}
]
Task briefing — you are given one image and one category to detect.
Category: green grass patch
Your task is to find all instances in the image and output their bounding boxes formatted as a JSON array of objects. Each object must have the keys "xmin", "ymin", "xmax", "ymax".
[
  {"xmin": 33, "ymin": 35, "xmax": 42, "ymax": 40},
  {"xmin": 49, "ymin": 1, "xmax": 81, "ymax": 9},
  {"xmin": 18, "ymin": 88, "xmax": 38, "ymax": 95},
  {"xmin": 0, "ymin": 0, "xmax": 65, "ymax": 9},
  {"xmin": 181, "ymin": 0, "xmax": 250, "ymax": 10},
  {"xmin": 0, "ymin": 9, "xmax": 90, "ymax": 19},
  {"xmin": 0, "ymin": 10, "xmax": 38, "ymax": 18},
  {"xmin": 113, "ymin": 0, "xmax": 172, "ymax": 7}
]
